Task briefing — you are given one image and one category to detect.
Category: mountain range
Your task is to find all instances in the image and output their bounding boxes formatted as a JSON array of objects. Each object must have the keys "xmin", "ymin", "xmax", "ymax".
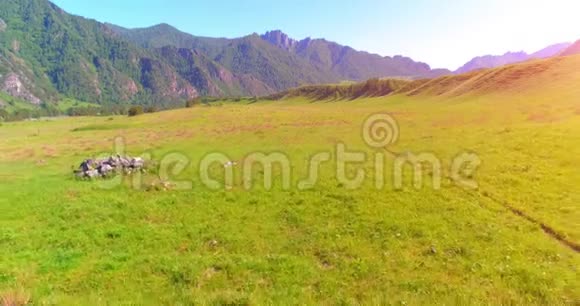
[
  {"xmin": 0, "ymin": 0, "xmax": 576, "ymax": 109},
  {"xmin": 103, "ymin": 25, "xmax": 455, "ymax": 94},
  {"xmin": 454, "ymin": 43, "xmax": 571, "ymax": 74},
  {"xmin": 0, "ymin": 0, "xmax": 451, "ymax": 107}
]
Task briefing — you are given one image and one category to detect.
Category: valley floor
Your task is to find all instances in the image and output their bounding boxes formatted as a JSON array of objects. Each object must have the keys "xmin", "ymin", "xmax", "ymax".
[{"xmin": 0, "ymin": 93, "xmax": 579, "ymax": 304}]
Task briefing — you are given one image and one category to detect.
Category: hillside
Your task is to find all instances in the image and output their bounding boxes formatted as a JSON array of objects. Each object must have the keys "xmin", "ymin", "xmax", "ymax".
[
  {"xmin": 0, "ymin": 0, "xmax": 199, "ymax": 107},
  {"xmin": 267, "ymin": 78, "xmax": 411, "ymax": 101},
  {"xmin": 154, "ymin": 46, "xmax": 274, "ymax": 97},
  {"xmin": 455, "ymin": 43, "xmax": 570, "ymax": 74},
  {"xmin": 271, "ymin": 54, "xmax": 580, "ymax": 102},
  {"xmin": 207, "ymin": 34, "xmax": 340, "ymax": 91},
  {"xmin": 560, "ymin": 40, "xmax": 580, "ymax": 56}
]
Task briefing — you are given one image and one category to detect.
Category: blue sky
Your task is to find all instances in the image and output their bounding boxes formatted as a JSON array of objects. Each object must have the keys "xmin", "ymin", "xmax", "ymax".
[{"xmin": 51, "ymin": 0, "xmax": 580, "ymax": 70}]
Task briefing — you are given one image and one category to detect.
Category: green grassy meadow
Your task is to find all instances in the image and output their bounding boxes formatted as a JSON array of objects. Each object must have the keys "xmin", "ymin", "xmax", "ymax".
[{"xmin": 1, "ymin": 56, "xmax": 579, "ymax": 305}]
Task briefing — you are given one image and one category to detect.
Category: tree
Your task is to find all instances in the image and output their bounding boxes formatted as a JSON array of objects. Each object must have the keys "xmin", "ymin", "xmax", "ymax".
[
  {"xmin": 128, "ymin": 105, "xmax": 144, "ymax": 117},
  {"xmin": 0, "ymin": 109, "xmax": 7, "ymax": 122},
  {"xmin": 185, "ymin": 98, "xmax": 201, "ymax": 108}
]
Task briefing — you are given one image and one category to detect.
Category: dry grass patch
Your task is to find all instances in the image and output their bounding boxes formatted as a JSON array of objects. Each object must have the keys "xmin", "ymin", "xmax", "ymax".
[{"xmin": 1, "ymin": 290, "xmax": 30, "ymax": 306}]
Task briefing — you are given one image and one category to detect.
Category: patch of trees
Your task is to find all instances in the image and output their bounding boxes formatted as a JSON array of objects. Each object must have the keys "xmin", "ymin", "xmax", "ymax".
[
  {"xmin": 0, "ymin": 102, "xmax": 62, "ymax": 122},
  {"xmin": 0, "ymin": 109, "xmax": 9, "ymax": 122},
  {"xmin": 0, "ymin": 103, "xmax": 134, "ymax": 122},
  {"xmin": 128, "ymin": 105, "xmax": 144, "ymax": 117},
  {"xmin": 0, "ymin": 94, "xmax": 263, "ymax": 122},
  {"xmin": 66, "ymin": 106, "xmax": 101, "ymax": 117},
  {"xmin": 185, "ymin": 98, "xmax": 201, "ymax": 108},
  {"xmin": 145, "ymin": 106, "xmax": 157, "ymax": 113},
  {"xmin": 185, "ymin": 96, "xmax": 258, "ymax": 108}
]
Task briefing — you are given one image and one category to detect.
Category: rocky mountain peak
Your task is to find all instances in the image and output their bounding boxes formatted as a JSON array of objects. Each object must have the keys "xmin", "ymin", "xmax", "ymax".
[{"xmin": 261, "ymin": 30, "xmax": 297, "ymax": 50}]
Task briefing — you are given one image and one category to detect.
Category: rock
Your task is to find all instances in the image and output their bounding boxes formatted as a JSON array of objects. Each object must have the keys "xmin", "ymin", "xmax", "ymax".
[
  {"xmin": 0, "ymin": 18, "xmax": 6, "ymax": 32},
  {"xmin": 74, "ymin": 155, "xmax": 147, "ymax": 180},
  {"xmin": 123, "ymin": 79, "xmax": 139, "ymax": 98},
  {"xmin": 429, "ymin": 246, "xmax": 437, "ymax": 255},
  {"xmin": 80, "ymin": 159, "xmax": 94, "ymax": 172},
  {"xmin": 160, "ymin": 181, "xmax": 173, "ymax": 190},
  {"xmin": 208, "ymin": 240, "xmax": 219, "ymax": 248},
  {"xmin": 98, "ymin": 164, "xmax": 114, "ymax": 176},
  {"xmin": 261, "ymin": 30, "xmax": 297, "ymax": 50},
  {"xmin": 131, "ymin": 157, "xmax": 144, "ymax": 168},
  {"xmin": 1, "ymin": 73, "xmax": 42, "ymax": 105},
  {"xmin": 119, "ymin": 156, "xmax": 131, "ymax": 168},
  {"xmin": 86, "ymin": 169, "xmax": 100, "ymax": 178}
]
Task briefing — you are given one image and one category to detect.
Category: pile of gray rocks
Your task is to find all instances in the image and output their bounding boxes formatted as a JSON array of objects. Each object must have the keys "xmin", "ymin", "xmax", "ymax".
[{"xmin": 75, "ymin": 155, "xmax": 146, "ymax": 179}]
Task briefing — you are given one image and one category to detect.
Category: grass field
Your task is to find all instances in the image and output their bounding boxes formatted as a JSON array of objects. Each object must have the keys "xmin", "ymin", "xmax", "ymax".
[{"xmin": 0, "ymin": 56, "xmax": 579, "ymax": 305}]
